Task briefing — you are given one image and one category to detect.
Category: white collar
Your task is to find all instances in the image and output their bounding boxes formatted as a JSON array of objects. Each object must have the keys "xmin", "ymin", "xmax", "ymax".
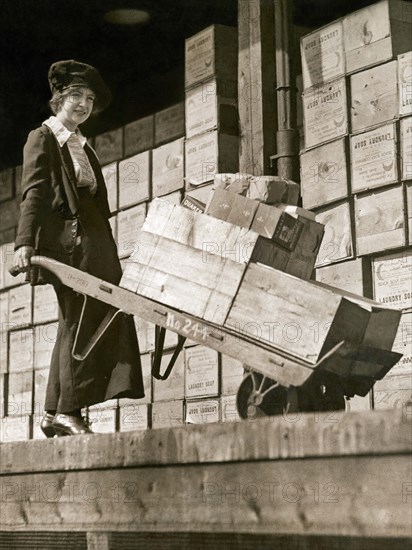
[{"xmin": 43, "ymin": 116, "xmax": 87, "ymax": 148}]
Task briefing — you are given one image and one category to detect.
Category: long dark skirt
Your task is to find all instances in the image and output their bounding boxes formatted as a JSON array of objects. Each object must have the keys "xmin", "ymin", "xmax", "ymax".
[{"xmin": 44, "ymin": 188, "xmax": 144, "ymax": 413}]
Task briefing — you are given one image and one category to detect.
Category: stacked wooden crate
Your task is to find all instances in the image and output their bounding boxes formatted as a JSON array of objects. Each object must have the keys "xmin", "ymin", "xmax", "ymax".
[
  {"xmin": 299, "ymin": 0, "xmax": 412, "ymax": 411},
  {"xmin": 184, "ymin": 24, "xmax": 239, "ymax": 208}
]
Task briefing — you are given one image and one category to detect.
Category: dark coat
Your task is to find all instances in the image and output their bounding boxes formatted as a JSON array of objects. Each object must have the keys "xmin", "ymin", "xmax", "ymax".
[{"xmin": 15, "ymin": 124, "xmax": 144, "ymax": 410}]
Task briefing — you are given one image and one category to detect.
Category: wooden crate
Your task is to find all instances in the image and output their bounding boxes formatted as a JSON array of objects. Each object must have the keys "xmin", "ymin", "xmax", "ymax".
[
  {"xmin": 185, "ymin": 346, "xmax": 219, "ymax": 399},
  {"xmin": 33, "ymin": 367, "xmax": 48, "ymax": 414},
  {"xmin": 185, "ymin": 78, "xmax": 238, "ymax": 138},
  {"xmin": 185, "ymin": 25, "xmax": 238, "ymax": 89},
  {"xmin": 0, "ymin": 414, "xmax": 31, "ymax": 442},
  {"xmin": 303, "ymin": 77, "xmax": 348, "ymax": 149},
  {"xmin": 350, "ymin": 60, "xmax": 399, "ymax": 133},
  {"xmin": 343, "ymin": 0, "xmax": 411, "ymax": 74},
  {"xmin": 407, "ymin": 183, "xmax": 412, "ymax": 244},
  {"xmin": 6, "ymin": 370, "xmax": 33, "ymax": 416},
  {"xmin": 8, "ymin": 284, "xmax": 32, "ymax": 328},
  {"xmin": 221, "ymin": 355, "xmax": 245, "ymax": 396},
  {"xmin": 95, "ymin": 128, "xmax": 123, "ymax": 165},
  {"xmin": 400, "ymin": 116, "xmax": 412, "ymax": 180},
  {"xmin": 300, "ymin": 20, "xmax": 345, "ymax": 90},
  {"xmin": 33, "ymin": 284, "xmax": 58, "ymax": 324},
  {"xmin": 0, "ymin": 331, "xmax": 7, "ymax": 375},
  {"xmin": 8, "ymin": 328, "xmax": 34, "ymax": 373},
  {"xmin": 185, "ymin": 131, "xmax": 239, "ymax": 187},
  {"xmin": 389, "ymin": 311, "xmax": 412, "ymax": 376},
  {"xmin": 151, "ymin": 400, "xmax": 184, "ymax": 429},
  {"xmin": 154, "ymin": 103, "xmax": 185, "ymax": 146},
  {"xmin": 300, "ymin": 138, "xmax": 349, "ymax": 209},
  {"xmin": 296, "ymin": 74, "xmax": 305, "ymax": 151},
  {"xmin": 116, "ymin": 203, "xmax": 146, "ymax": 259},
  {"xmin": 354, "ymin": 185, "xmax": 406, "ymax": 255},
  {"xmin": 118, "ymin": 151, "xmax": 151, "ymax": 209},
  {"xmin": 101, "ymin": 162, "xmax": 118, "ymax": 213},
  {"xmin": 350, "ymin": 122, "xmax": 398, "ymax": 192},
  {"xmin": 398, "ymin": 51, "xmax": 412, "ymax": 117},
  {"xmin": 220, "ymin": 394, "xmax": 241, "ymax": 422},
  {"xmin": 152, "ymin": 349, "xmax": 185, "ymax": 402},
  {"xmin": 185, "ymin": 399, "xmax": 220, "ymax": 424},
  {"xmin": 315, "ymin": 201, "xmax": 353, "ymax": 266},
  {"xmin": 33, "ymin": 323, "xmax": 57, "ymax": 370},
  {"xmin": 373, "ymin": 388, "xmax": 412, "ymax": 410},
  {"xmin": 0, "ymin": 168, "xmax": 14, "ymax": 203},
  {"xmin": 88, "ymin": 404, "xmax": 117, "ymax": 434},
  {"xmin": 119, "ymin": 402, "xmax": 149, "ymax": 432},
  {"xmin": 152, "ymin": 138, "xmax": 184, "ymax": 197},
  {"xmin": 124, "ymin": 115, "xmax": 154, "ymax": 157},
  {"xmin": 0, "ymin": 199, "xmax": 19, "ymax": 232},
  {"xmin": 315, "ymin": 257, "xmax": 372, "ymax": 297},
  {"xmin": 372, "ymin": 250, "xmax": 412, "ymax": 310},
  {"xmin": 225, "ymin": 262, "xmax": 400, "ymax": 366}
]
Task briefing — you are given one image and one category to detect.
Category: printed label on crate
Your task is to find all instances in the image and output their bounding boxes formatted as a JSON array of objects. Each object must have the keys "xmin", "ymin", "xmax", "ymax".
[
  {"xmin": 401, "ymin": 117, "xmax": 412, "ymax": 181},
  {"xmin": 118, "ymin": 151, "xmax": 150, "ymax": 209},
  {"xmin": 153, "ymin": 350, "xmax": 185, "ymax": 402},
  {"xmin": 7, "ymin": 370, "xmax": 33, "ymax": 416},
  {"xmin": 151, "ymin": 400, "xmax": 184, "ymax": 429},
  {"xmin": 185, "ymin": 346, "xmax": 219, "ymax": 398},
  {"xmin": 124, "ymin": 115, "xmax": 154, "ymax": 157},
  {"xmin": 221, "ymin": 394, "xmax": 241, "ymax": 422},
  {"xmin": 351, "ymin": 123, "xmax": 398, "ymax": 192},
  {"xmin": 372, "ymin": 250, "xmax": 412, "ymax": 310},
  {"xmin": 33, "ymin": 323, "xmax": 58, "ymax": 370},
  {"xmin": 390, "ymin": 312, "xmax": 412, "ymax": 376},
  {"xmin": 152, "ymin": 138, "xmax": 184, "ymax": 197},
  {"xmin": 185, "ymin": 399, "xmax": 220, "ymax": 424},
  {"xmin": 315, "ymin": 202, "xmax": 353, "ymax": 266},
  {"xmin": 101, "ymin": 162, "xmax": 118, "ymax": 213},
  {"xmin": 303, "ymin": 77, "xmax": 347, "ymax": 149},
  {"xmin": 355, "ymin": 186, "xmax": 405, "ymax": 256},
  {"xmin": 116, "ymin": 204, "xmax": 146, "ymax": 258},
  {"xmin": 89, "ymin": 406, "xmax": 117, "ymax": 434},
  {"xmin": 9, "ymin": 328, "xmax": 34, "ymax": 373},
  {"xmin": 119, "ymin": 403, "xmax": 149, "ymax": 432},
  {"xmin": 398, "ymin": 51, "xmax": 412, "ymax": 117},
  {"xmin": 8, "ymin": 284, "xmax": 32, "ymax": 328},
  {"xmin": 33, "ymin": 284, "xmax": 58, "ymax": 324},
  {"xmin": 301, "ymin": 21, "xmax": 344, "ymax": 89},
  {"xmin": 0, "ymin": 415, "xmax": 31, "ymax": 442}
]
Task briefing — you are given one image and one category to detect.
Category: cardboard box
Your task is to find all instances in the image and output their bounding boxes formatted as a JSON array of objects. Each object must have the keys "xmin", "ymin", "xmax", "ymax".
[
  {"xmin": 303, "ymin": 77, "xmax": 348, "ymax": 149},
  {"xmin": 0, "ymin": 168, "xmax": 14, "ymax": 202},
  {"xmin": 251, "ymin": 203, "xmax": 304, "ymax": 249},
  {"xmin": 185, "ymin": 25, "xmax": 238, "ymax": 89},
  {"xmin": 151, "ymin": 399, "xmax": 184, "ymax": 429},
  {"xmin": 184, "ymin": 183, "xmax": 214, "ymax": 208},
  {"xmin": 315, "ymin": 258, "xmax": 372, "ymax": 297},
  {"xmin": 116, "ymin": 203, "xmax": 146, "ymax": 258},
  {"xmin": 300, "ymin": 138, "xmax": 349, "ymax": 209},
  {"xmin": 185, "ymin": 78, "xmax": 238, "ymax": 138},
  {"xmin": 185, "ymin": 346, "xmax": 219, "ymax": 399},
  {"xmin": 33, "ymin": 284, "xmax": 58, "ymax": 324},
  {"xmin": 95, "ymin": 128, "xmax": 123, "ymax": 165},
  {"xmin": 124, "ymin": 115, "xmax": 154, "ymax": 157},
  {"xmin": 118, "ymin": 151, "xmax": 151, "ymax": 209},
  {"xmin": 301, "ymin": 21, "xmax": 345, "ymax": 90},
  {"xmin": 398, "ymin": 51, "xmax": 412, "ymax": 117},
  {"xmin": 354, "ymin": 185, "xmax": 405, "ymax": 255},
  {"xmin": 152, "ymin": 138, "xmax": 184, "ymax": 197},
  {"xmin": 153, "ymin": 348, "xmax": 185, "ymax": 402},
  {"xmin": 185, "ymin": 399, "xmax": 220, "ymax": 424},
  {"xmin": 400, "ymin": 116, "xmax": 412, "ymax": 181},
  {"xmin": 246, "ymin": 176, "xmax": 299, "ymax": 205},
  {"xmin": 119, "ymin": 402, "xmax": 149, "ymax": 432},
  {"xmin": 221, "ymin": 394, "xmax": 241, "ymax": 422},
  {"xmin": 6, "ymin": 370, "xmax": 33, "ymax": 416},
  {"xmin": 0, "ymin": 414, "xmax": 31, "ymax": 442},
  {"xmin": 9, "ymin": 328, "xmax": 34, "ymax": 373},
  {"xmin": 221, "ymin": 355, "xmax": 245, "ymax": 395},
  {"xmin": 185, "ymin": 131, "xmax": 239, "ymax": 187},
  {"xmin": 8, "ymin": 284, "xmax": 32, "ymax": 328},
  {"xmin": 343, "ymin": 0, "xmax": 411, "ymax": 74},
  {"xmin": 182, "ymin": 194, "xmax": 206, "ymax": 213},
  {"xmin": 101, "ymin": 162, "xmax": 118, "ymax": 213},
  {"xmin": 33, "ymin": 323, "xmax": 58, "ymax": 370},
  {"xmin": 154, "ymin": 103, "xmax": 185, "ymax": 146},
  {"xmin": 372, "ymin": 250, "xmax": 412, "ymax": 310},
  {"xmin": 350, "ymin": 122, "xmax": 398, "ymax": 192},
  {"xmin": 315, "ymin": 201, "xmax": 353, "ymax": 266}
]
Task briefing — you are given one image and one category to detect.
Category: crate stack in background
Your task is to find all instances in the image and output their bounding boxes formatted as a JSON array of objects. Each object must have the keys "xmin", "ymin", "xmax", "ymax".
[{"xmin": 299, "ymin": 0, "xmax": 412, "ymax": 412}]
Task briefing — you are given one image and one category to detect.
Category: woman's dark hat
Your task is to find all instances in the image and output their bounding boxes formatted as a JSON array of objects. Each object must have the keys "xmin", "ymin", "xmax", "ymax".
[{"xmin": 48, "ymin": 59, "xmax": 111, "ymax": 111}]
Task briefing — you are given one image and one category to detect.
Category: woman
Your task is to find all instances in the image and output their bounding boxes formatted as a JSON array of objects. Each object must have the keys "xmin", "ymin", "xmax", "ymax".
[{"xmin": 13, "ymin": 60, "xmax": 144, "ymax": 436}]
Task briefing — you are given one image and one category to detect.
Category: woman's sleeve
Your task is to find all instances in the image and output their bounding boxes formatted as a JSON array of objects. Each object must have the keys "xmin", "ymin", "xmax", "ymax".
[{"xmin": 15, "ymin": 129, "xmax": 50, "ymax": 250}]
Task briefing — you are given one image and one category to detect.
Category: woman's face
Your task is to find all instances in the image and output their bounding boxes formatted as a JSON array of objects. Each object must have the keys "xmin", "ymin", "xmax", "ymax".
[{"xmin": 56, "ymin": 87, "xmax": 96, "ymax": 130}]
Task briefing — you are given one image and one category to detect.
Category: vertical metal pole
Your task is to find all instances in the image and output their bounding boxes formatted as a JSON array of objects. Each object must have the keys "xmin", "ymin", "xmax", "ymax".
[{"xmin": 272, "ymin": 0, "xmax": 299, "ymax": 182}]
